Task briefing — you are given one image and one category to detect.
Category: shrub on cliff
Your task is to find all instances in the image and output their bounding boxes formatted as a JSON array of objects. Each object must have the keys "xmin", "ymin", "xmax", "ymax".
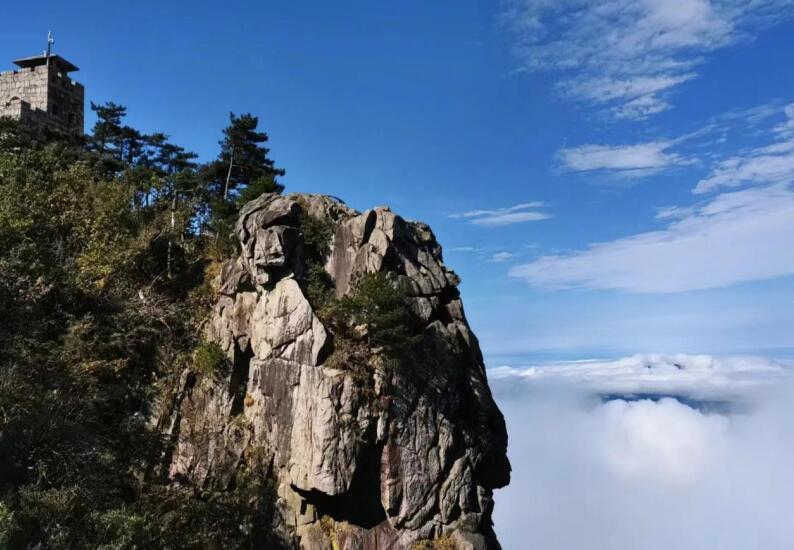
[
  {"xmin": 320, "ymin": 272, "xmax": 420, "ymax": 377},
  {"xmin": 297, "ymin": 209, "xmax": 335, "ymax": 309},
  {"xmin": 323, "ymin": 272, "xmax": 417, "ymax": 354},
  {"xmin": 192, "ymin": 342, "xmax": 227, "ymax": 377}
]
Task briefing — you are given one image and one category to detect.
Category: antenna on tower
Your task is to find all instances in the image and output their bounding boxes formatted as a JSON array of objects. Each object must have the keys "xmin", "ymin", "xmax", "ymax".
[{"xmin": 46, "ymin": 31, "xmax": 54, "ymax": 66}]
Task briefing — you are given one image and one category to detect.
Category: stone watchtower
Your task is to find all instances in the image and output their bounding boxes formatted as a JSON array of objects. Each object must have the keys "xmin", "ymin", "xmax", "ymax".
[{"xmin": 0, "ymin": 34, "xmax": 84, "ymax": 134}]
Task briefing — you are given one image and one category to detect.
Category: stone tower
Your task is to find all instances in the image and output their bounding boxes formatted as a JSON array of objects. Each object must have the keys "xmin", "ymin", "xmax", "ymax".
[{"xmin": 0, "ymin": 41, "xmax": 84, "ymax": 134}]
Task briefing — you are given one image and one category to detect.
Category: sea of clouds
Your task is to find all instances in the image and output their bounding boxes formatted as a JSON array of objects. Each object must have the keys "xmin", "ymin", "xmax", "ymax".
[{"xmin": 490, "ymin": 354, "xmax": 794, "ymax": 550}]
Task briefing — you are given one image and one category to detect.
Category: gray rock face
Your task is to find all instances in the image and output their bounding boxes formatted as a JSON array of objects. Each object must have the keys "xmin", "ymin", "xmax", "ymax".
[{"xmin": 166, "ymin": 193, "xmax": 510, "ymax": 549}]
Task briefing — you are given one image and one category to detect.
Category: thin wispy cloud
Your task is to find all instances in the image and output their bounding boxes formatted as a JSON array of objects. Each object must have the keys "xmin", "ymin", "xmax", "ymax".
[
  {"xmin": 694, "ymin": 140, "xmax": 794, "ymax": 193},
  {"xmin": 509, "ymin": 185, "xmax": 794, "ymax": 292},
  {"xmin": 489, "ymin": 251, "xmax": 518, "ymax": 263},
  {"xmin": 558, "ymin": 102, "xmax": 794, "ymax": 180},
  {"xmin": 514, "ymin": 105, "xmax": 794, "ymax": 293},
  {"xmin": 503, "ymin": 0, "xmax": 794, "ymax": 120},
  {"xmin": 774, "ymin": 103, "xmax": 794, "ymax": 137},
  {"xmin": 655, "ymin": 205, "xmax": 697, "ymax": 220},
  {"xmin": 450, "ymin": 202, "xmax": 551, "ymax": 226},
  {"xmin": 695, "ymin": 106, "xmax": 794, "ymax": 193},
  {"xmin": 715, "ymin": 101, "xmax": 785, "ymax": 127},
  {"xmin": 559, "ymin": 141, "xmax": 693, "ymax": 177},
  {"xmin": 561, "ymin": 73, "xmax": 698, "ymax": 120}
]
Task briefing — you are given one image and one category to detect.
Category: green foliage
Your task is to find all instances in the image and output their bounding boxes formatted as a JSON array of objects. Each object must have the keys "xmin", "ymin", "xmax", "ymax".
[
  {"xmin": 300, "ymin": 210, "xmax": 334, "ymax": 262},
  {"xmin": 202, "ymin": 112, "xmax": 286, "ymax": 259},
  {"xmin": 322, "ymin": 272, "xmax": 418, "ymax": 357},
  {"xmin": 0, "ymin": 501, "xmax": 20, "ymax": 548},
  {"xmin": 298, "ymin": 210, "xmax": 335, "ymax": 309},
  {"xmin": 2, "ymin": 482, "xmax": 280, "ymax": 550},
  {"xmin": 318, "ymin": 271, "xmax": 420, "ymax": 399},
  {"xmin": 193, "ymin": 342, "xmax": 227, "ymax": 377},
  {"xmin": 215, "ymin": 112, "xmax": 285, "ymax": 200},
  {"xmin": 89, "ymin": 101, "xmax": 127, "ymax": 157},
  {"xmin": 205, "ymin": 197, "xmax": 241, "ymax": 260},
  {"xmin": 0, "ymin": 107, "xmax": 286, "ymax": 547},
  {"xmin": 235, "ymin": 174, "xmax": 283, "ymax": 207},
  {"xmin": 317, "ymin": 273, "xmax": 421, "ymax": 418},
  {"xmin": 89, "ymin": 508, "xmax": 147, "ymax": 550},
  {"xmin": 127, "ymin": 448, "xmax": 280, "ymax": 549},
  {"xmin": 305, "ymin": 263, "xmax": 335, "ymax": 309}
]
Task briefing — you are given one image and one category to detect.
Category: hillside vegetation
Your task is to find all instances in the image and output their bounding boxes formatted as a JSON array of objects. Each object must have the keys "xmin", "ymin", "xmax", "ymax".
[{"xmin": 0, "ymin": 108, "xmax": 285, "ymax": 548}]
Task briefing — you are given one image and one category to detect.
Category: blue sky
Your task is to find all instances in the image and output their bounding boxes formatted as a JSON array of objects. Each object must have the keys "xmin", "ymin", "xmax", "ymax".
[{"xmin": 3, "ymin": 0, "xmax": 794, "ymax": 363}]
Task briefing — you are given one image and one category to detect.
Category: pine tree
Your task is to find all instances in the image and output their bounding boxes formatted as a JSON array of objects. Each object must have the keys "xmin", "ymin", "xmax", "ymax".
[
  {"xmin": 203, "ymin": 113, "xmax": 285, "ymax": 257},
  {"xmin": 88, "ymin": 101, "xmax": 127, "ymax": 156},
  {"xmin": 207, "ymin": 112, "xmax": 285, "ymax": 202}
]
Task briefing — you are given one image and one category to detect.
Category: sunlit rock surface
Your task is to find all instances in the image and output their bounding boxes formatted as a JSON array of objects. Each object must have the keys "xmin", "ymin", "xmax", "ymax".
[{"xmin": 164, "ymin": 193, "xmax": 510, "ymax": 549}]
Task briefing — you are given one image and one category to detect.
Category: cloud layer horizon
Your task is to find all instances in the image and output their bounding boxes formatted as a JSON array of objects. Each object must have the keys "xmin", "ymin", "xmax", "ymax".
[{"xmin": 491, "ymin": 354, "xmax": 794, "ymax": 550}]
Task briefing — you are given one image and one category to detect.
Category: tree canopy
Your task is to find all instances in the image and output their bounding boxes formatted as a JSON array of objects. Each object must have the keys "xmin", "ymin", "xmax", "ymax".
[{"xmin": 0, "ymin": 107, "xmax": 285, "ymax": 549}]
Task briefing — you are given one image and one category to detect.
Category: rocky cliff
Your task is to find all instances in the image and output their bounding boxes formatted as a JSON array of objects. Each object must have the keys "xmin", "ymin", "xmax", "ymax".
[{"xmin": 163, "ymin": 193, "xmax": 510, "ymax": 549}]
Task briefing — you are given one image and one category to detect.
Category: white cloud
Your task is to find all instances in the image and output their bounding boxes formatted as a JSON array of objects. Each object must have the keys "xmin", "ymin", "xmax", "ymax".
[
  {"xmin": 451, "ymin": 202, "xmax": 544, "ymax": 218},
  {"xmin": 450, "ymin": 202, "xmax": 551, "ymax": 226},
  {"xmin": 504, "ymin": 0, "xmax": 794, "ymax": 119},
  {"xmin": 561, "ymin": 73, "xmax": 698, "ymax": 120},
  {"xmin": 490, "ymin": 353, "xmax": 790, "ymax": 401},
  {"xmin": 693, "ymin": 106, "xmax": 794, "ymax": 193},
  {"xmin": 595, "ymin": 398, "xmax": 730, "ymax": 485},
  {"xmin": 494, "ymin": 379, "xmax": 794, "ymax": 550},
  {"xmin": 559, "ymin": 141, "xmax": 693, "ymax": 176},
  {"xmin": 557, "ymin": 102, "xmax": 794, "ymax": 180},
  {"xmin": 509, "ymin": 185, "xmax": 794, "ymax": 292},
  {"xmin": 694, "ymin": 140, "xmax": 794, "ymax": 193},
  {"xmin": 655, "ymin": 204, "xmax": 696, "ymax": 220},
  {"xmin": 473, "ymin": 211, "xmax": 550, "ymax": 225},
  {"xmin": 716, "ymin": 101, "xmax": 784, "ymax": 127},
  {"xmin": 489, "ymin": 251, "xmax": 518, "ymax": 262},
  {"xmin": 693, "ymin": 107, "xmax": 794, "ymax": 193},
  {"xmin": 775, "ymin": 103, "xmax": 794, "ymax": 137}
]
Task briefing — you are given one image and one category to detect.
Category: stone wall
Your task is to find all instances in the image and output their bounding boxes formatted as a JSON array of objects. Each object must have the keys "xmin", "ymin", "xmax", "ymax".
[
  {"xmin": 0, "ymin": 64, "xmax": 84, "ymax": 133},
  {"xmin": 0, "ymin": 66, "xmax": 49, "ymax": 119}
]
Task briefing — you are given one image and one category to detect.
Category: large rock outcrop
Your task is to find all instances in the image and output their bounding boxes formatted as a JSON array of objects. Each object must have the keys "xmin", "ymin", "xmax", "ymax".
[{"xmin": 164, "ymin": 193, "xmax": 510, "ymax": 549}]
